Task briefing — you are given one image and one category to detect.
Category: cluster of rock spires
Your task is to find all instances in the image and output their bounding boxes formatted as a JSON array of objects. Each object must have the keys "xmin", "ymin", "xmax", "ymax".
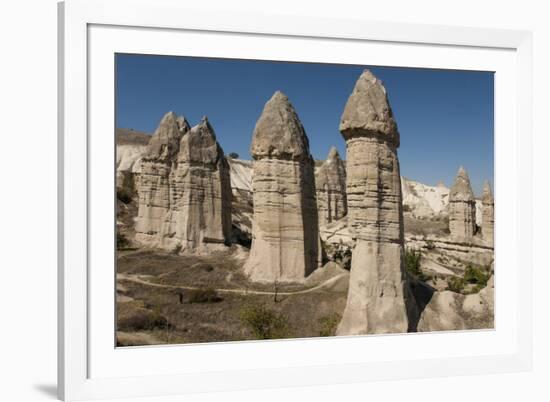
[
  {"xmin": 315, "ymin": 147, "xmax": 347, "ymax": 226},
  {"xmin": 130, "ymin": 69, "xmax": 494, "ymax": 336},
  {"xmin": 336, "ymin": 70, "xmax": 413, "ymax": 335},
  {"xmin": 244, "ymin": 91, "xmax": 321, "ymax": 282},
  {"xmin": 135, "ymin": 112, "xmax": 232, "ymax": 253},
  {"xmin": 448, "ymin": 166, "xmax": 494, "ymax": 245}
]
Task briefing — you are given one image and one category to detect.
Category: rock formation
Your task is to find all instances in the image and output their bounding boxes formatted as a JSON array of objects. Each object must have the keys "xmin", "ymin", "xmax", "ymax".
[
  {"xmin": 481, "ymin": 180, "xmax": 494, "ymax": 246},
  {"xmin": 448, "ymin": 166, "xmax": 477, "ymax": 240},
  {"xmin": 315, "ymin": 147, "xmax": 347, "ymax": 226},
  {"xmin": 135, "ymin": 112, "xmax": 232, "ymax": 252},
  {"xmin": 418, "ymin": 275, "xmax": 494, "ymax": 331},
  {"xmin": 244, "ymin": 91, "xmax": 320, "ymax": 282},
  {"xmin": 336, "ymin": 70, "xmax": 412, "ymax": 335}
]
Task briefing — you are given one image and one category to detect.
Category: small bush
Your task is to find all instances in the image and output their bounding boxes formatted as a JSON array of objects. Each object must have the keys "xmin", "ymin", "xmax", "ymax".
[
  {"xmin": 447, "ymin": 276, "xmax": 465, "ymax": 293},
  {"xmin": 463, "ymin": 264, "xmax": 490, "ymax": 287},
  {"xmin": 402, "ymin": 204, "xmax": 411, "ymax": 212},
  {"xmin": 333, "ymin": 246, "xmax": 352, "ymax": 270},
  {"xmin": 318, "ymin": 313, "xmax": 341, "ymax": 337},
  {"xmin": 425, "ymin": 239, "xmax": 436, "ymax": 250},
  {"xmin": 117, "ymin": 232, "xmax": 129, "ymax": 250},
  {"xmin": 117, "ymin": 188, "xmax": 133, "ymax": 204},
  {"xmin": 228, "ymin": 152, "xmax": 239, "ymax": 159},
  {"xmin": 404, "ymin": 248, "xmax": 427, "ymax": 281},
  {"xmin": 187, "ymin": 288, "xmax": 221, "ymax": 303},
  {"xmin": 239, "ymin": 304, "xmax": 289, "ymax": 340},
  {"xmin": 118, "ymin": 304, "xmax": 170, "ymax": 331}
]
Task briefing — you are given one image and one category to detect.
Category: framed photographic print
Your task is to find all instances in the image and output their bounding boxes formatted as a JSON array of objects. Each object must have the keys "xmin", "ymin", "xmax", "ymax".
[{"xmin": 58, "ymin": 0, "xmax": 533, "ymax": 400}]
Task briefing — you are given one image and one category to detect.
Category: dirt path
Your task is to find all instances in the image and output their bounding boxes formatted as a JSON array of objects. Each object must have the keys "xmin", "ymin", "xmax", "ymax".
[{"xmin": 117, "ymin": 272, "xmax": 347, "ymax": 296}]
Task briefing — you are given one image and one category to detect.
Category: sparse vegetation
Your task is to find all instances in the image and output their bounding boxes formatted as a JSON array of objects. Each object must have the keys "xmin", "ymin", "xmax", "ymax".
[
  {"xmin": 464, "ymin": 264, "xmax": 491, "ymax": 287},
  {"xmin": 446, "ymin": 264, "xmax": 491, "ymax": 294},
  {"xmin": 239, "ymin": 304, "xmax": 289, "ymax": 340},
  {"xmin": 404, "ymin": 248, "xmax": 428, "ymax": 281},
  {"xmin": 187, "ymin": 288, "xmax": 222, "ymax": 303},
  {"xmin": 117, "ymin": 301, "xmax": 171, "ymax": 331},
  {"xmin": 447, "ymin": 276, "xmax": 465, "ymax": 293},
  {"xmin": 228, "ymin": 152, "xmax": 239, "ymax": 159},
  {"xmin": 333, "ymin": 245, "xmax": 352, "ymax": 270},
  {"xmin": 425, "ymin": 239, "xmax": 436, "ymax": 250},
  {"xmin": 117, "ymin": 187, "xmax": 133, "ymax": 204},
  {"xmin": 117, "ymin": 232, "xmax": 129, "ymax": 249},
  {"xmin": 318, "ymin": 313, "xmax": 341, "ymax": 337},
  {"xmin": 402, "ymin": 204, "xmax": 411, "ymax": 212}
]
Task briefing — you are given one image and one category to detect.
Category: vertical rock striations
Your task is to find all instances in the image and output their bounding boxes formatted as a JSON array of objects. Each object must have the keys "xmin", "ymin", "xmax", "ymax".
[
  {"xmin": 336, "ymin": 70, "xmax": 411, "ymax": 335},
  {"xmin": 135, "ymin": 113, "xmax": 232, "ymax": 252},
  {"xmin": 135, "ymin": 112, "xmax": 187, "ymax": 242},
  {"xmin": 315, "ymin": 147, "xmax": 347, "ymax": 226},
  {"xmin": 481, "ymin": 180, "xmax": 494, "ymax": 246},
  {"xmin": 448, "ymin": 166, "xmax": 477, "ymax": 241},
  {"xmin": 244, "ymin": 91, "xmax": 320, "ymax": 282}
]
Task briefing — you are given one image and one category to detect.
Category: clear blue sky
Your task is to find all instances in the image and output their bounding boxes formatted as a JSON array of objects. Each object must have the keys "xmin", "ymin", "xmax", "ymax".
[{"xmin": 116, "ymin": 54, "xmax": 493, "ymax": 196}]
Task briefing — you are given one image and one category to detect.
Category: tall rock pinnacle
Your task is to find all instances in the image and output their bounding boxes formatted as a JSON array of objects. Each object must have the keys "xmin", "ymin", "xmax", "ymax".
[
  {"xmin": 244, "ymin": 91, "xmax": 320, "ymax": 282},
  {"xmin": 481, "ymin": 180, "xmax": 494, "ymax": 246},
  {"xmin": 136, "ymin": 112, "xmax": 188, "ymax": 239},
  {"xmin": 315, "ymin": 146, "xmax": 347, "ymax": 226},
  {"xmin": 448, "ymin": 166, "xmax": 477, "ymax": 240},
  {"xmin": 135, "ymin": 113, "xmax": 231, "ymax": 252},
  {"xmin": 336, "ymin": 70, "xmax": 412, "ymax": 335}
]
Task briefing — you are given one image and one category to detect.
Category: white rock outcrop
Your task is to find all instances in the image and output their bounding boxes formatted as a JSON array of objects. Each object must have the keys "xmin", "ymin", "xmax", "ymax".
[
  {"xmin": 244, "ymin": 91, "xmax": 320, "ymax": 282},
  {"xmin": 135, "ymin": 112, "xmax": 232, "ymax": 252},
  {"xmin": 448, "ymin": 166, "xmax": 477, "ymax": 240},
  {"xmin": 336, "ymin": 70, "xmax": 412, "ymax": 335},
  {"xmin": 315, "ymin": 147, "xmax": 347, "ymax": 226}
]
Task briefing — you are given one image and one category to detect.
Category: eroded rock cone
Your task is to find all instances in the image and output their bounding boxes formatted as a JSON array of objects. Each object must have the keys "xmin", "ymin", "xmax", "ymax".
[
  {"xmin": 316, "ymin": 147, "xmax": 347, "ymax": 226},
  {"xmin": 448, "ymin": 166, "xmax": 477, "ymax": 240},
  {"xmin": 136, "ymin": 112, "xmax": 188, "ymax": 240},
  {"xmin": 481, "ymin": 180, "xmax": 494, "ymax": 246},
  {"xmin": 336, "ymin": 70, "xmax": 412, "ymax": 335},
  {"xmin": 161, "ymin": 117, "xmax": 232, "ymax": 251},
  {"xmin": 135, "ymin": 113, "xmax": 231, "ymax": 252},
  {"xmin": 244, "ymin": 91, "xmax": 320, "ymax": 282}
]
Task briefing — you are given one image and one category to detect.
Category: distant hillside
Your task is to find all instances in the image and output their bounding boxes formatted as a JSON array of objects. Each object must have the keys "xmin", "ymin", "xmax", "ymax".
[{"xmin": 116, "ymin": 128, "xmax": 151, "ymax": 146}]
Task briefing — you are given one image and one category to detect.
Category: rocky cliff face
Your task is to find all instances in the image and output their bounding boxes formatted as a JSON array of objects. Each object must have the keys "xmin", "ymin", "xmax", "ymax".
[
  {"xmin": 336, "ymin": 70, "xmax": 413, "ymax": 335},
  {"xmin": 481, "ymin": 180, "xmax": 494, "ymax": 246},
  {"xmin": 448, "ymin": 166, "xmax": 477, "ymax": 240},
  {"xmin": 135, "ymin": 112, "xmax": 232, "ymax": 252},
  {"xmin": 244, "ymin": 91, "xmax": 320, "ymax": 282},
  {"xmin": 315, "ymin": 147, "xmax": 347, "ymax": 226}
]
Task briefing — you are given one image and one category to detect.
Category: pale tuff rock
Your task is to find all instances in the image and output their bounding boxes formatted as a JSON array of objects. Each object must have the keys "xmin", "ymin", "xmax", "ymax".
[
  {"xmin": 401, "ymin": 178, "xmax": 450, "ymax": 218},
  {"xmin": 136, "ymin": 112, "xmax": 187, "ymax": 239},
  {"xmin": 482, "ymin": 180, "xmax": 494, "ymax": 246},
  {"xmin": 316, "ymin": 147, "xmax": 347, "ymax": 226},
  {"xmin": 418, "ymin": 275, "xmax": 494, "ymax": 331},
  {"xmin": 135, "ymin": 113, "xmax": 232, "ymax": 252},
  {"xmin": 244, "ymin": 91, "xmax": 320, "ymax": 283},
  {"xmin": 448, "ymin": 166, "xmax": 477, "ymax": 240},
  {"xmin": 162, "ymin": 117, "xmax": 232, "ymax": 250},
  {"xmin": 336, "ymin": 70, "xmax": 412, "ymax": 335}
]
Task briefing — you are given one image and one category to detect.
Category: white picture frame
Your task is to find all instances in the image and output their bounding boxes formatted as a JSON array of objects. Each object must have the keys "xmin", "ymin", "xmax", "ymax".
[{"xmin": 58, "ymin": 0, "xmax": 533, "ymax": 400}]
